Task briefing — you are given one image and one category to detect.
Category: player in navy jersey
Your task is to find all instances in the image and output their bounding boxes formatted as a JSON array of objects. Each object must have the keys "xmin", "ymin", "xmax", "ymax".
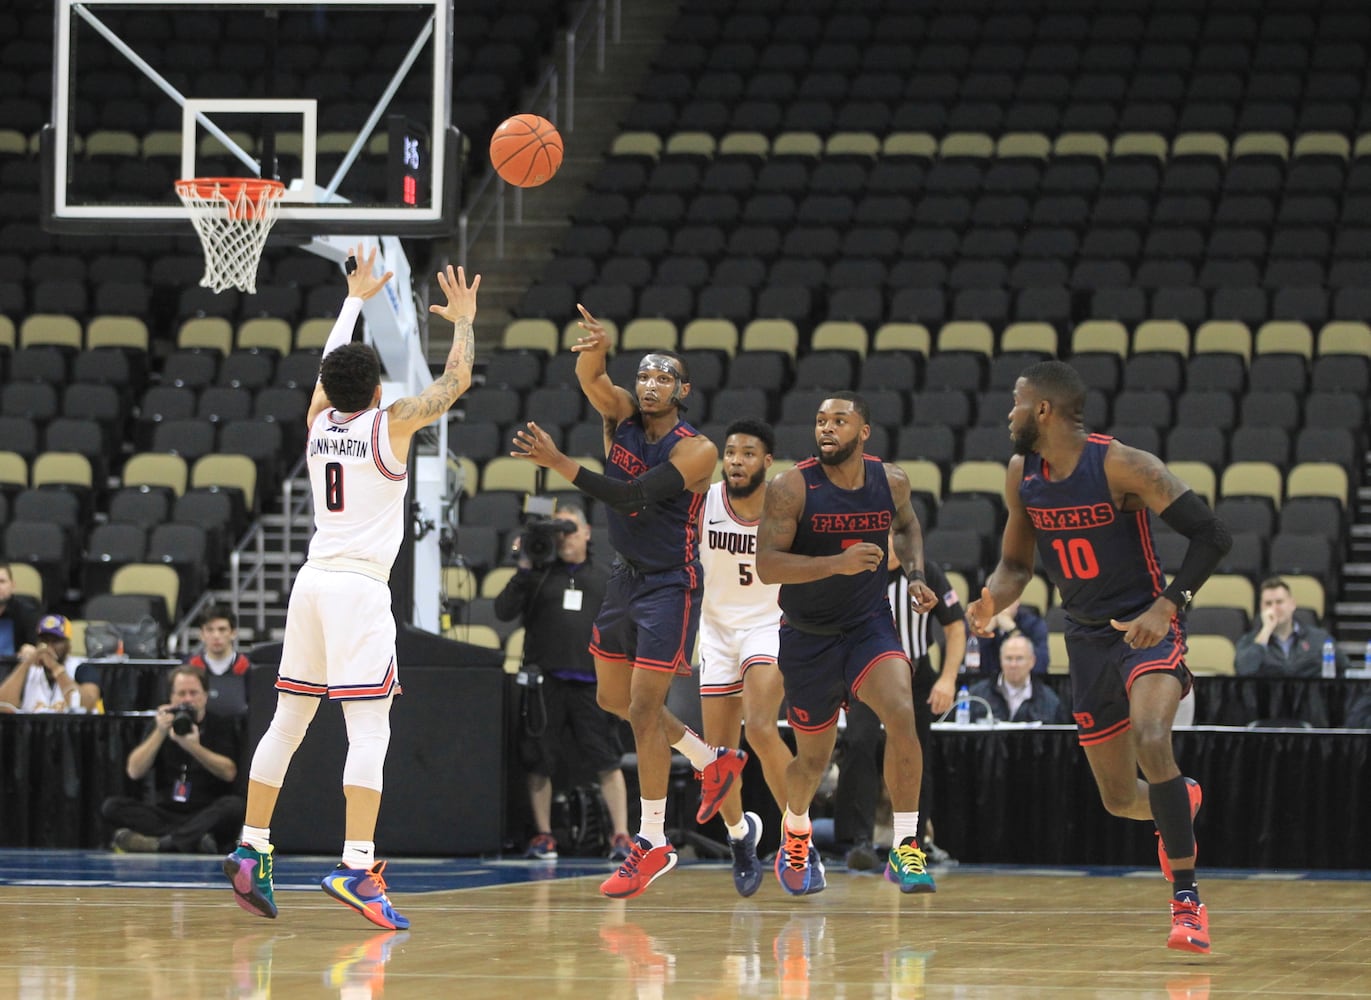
[
  {"xmin": 967, "ymin": 360, "xmax": 1232, "ymax": 955},
  {"xmin": 510, "ymin": 305, "xmax": 747, "ymax": 899},
  {"xmin": 755, "ymin": 391, "xmax": 939, "ymax": 895}
]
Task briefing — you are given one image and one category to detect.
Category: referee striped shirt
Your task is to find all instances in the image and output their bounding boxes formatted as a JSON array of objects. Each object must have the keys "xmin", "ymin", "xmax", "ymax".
[{"xmin": 887, "ymin": 561, "xmax": 964, "ymax": 664}]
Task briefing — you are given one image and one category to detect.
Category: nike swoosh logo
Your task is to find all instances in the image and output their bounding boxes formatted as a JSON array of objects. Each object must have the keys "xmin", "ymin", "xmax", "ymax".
[
  {"xmin": 326, "ymin": 876, "xmax": 369, "ymax": 909},
  {"xmin": 708, "ymin": 518, "xmax": 725, "ymax": 524},
  {"xmin": 808, "ymin": 483, "xmax": 822, "ymax": 490}
]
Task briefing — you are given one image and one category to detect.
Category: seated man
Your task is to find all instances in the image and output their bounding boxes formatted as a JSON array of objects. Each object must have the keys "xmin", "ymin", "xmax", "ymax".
[
  {"xmin": 0, "ymin": 614, "xmax": 98, "ymax": 713},
  {"xmin": 101, "ymin": 666, "xmax": 245, "ymax": 853},
  {"xmin": 968, "ymin": 633, "xmax": 1068, "ymax": 724},
  {"xmin": 0, "ymin": 563, "xmax": 39, "ymax": 659},
  {"xmin": 1235, "ymin": 576, "xmax": 1349, "ymax": 678},
  {"xmin": 183, "ymin": 604, "xmax": 251, "ymax": 717}
]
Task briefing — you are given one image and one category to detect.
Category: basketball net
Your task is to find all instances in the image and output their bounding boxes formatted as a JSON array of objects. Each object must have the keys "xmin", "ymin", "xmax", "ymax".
[{"xmin": 174, "ymin": 178, "xmax": 286, "ymax": 294}]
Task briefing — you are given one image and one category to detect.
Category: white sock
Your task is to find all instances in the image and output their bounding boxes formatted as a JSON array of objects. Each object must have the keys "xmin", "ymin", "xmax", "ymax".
[
  {"xmin": 671, "ymin": 728, "xmax": 717, "ymax": 771},
  {"xmin": 342, "ymin": 840, "xmax": 375, "ymax": 869},
  {"xmin": 639, "ymin": 797, "xmax": 667, "ymax": 847},
  {"xmin": 240, "ymin": 825, "xmax": 271, "ymax": 852},
  {"xmin": 784, "ymin": 809, "xmax": 811, "ymax": 835},
  {"xmin": 725, "ymin": 816, "xmax": 749, "ymax": 841},
  {"xmin": 893, "ymin": 812, "xmax": 920, "ymax": 847}
]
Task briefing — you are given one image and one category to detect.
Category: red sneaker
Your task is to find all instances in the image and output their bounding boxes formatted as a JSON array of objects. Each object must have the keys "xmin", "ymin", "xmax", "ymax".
[
  {"xmin": 1167, "ymin": 898, "xmax": 1211, "ymax": 954},
  {"xmin": 697, "ymin": 748, "xmax": 748, "ymax": 823},
  {"xmin": 599, "ymin": 836, "xmax": 678, "ymax": 899},
  {"xmin": 1157, "ymin": 778, "xmax": 1203, "ymax": 882}
]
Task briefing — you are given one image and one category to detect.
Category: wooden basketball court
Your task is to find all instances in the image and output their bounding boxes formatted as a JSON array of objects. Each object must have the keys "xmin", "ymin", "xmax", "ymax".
[{"xmin": 2, "ymin": 850, "xmax": 1367, "ymax": 997}]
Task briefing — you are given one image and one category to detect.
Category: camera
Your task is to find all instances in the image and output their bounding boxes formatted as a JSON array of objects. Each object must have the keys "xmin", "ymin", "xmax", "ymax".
[
  {"xmin": 170, "ymin": 703, "xmax": 196, "ymax": 736},
  {"xmin": 517, "ymin": 516, "xmax": 575, "ymax": 569}
]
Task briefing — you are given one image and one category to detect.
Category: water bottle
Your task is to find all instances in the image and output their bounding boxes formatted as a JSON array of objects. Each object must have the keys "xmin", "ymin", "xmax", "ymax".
[
  {"xmin": 955, "ymin": 685, "xmax": 971, "ymax": 726},
  {"xmin": 1322, "ymin": 638, "xmax": 1337, "ymax": 679},
  {"xmin": 964, "ymin": 635, "xmax": 980, "ymax": 672}
]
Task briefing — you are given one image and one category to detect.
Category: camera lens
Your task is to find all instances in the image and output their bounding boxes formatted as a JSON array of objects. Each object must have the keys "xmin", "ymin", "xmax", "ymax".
[{"xmin": 171, "ymin": 705, "xmax": 195, "ymax": 736}]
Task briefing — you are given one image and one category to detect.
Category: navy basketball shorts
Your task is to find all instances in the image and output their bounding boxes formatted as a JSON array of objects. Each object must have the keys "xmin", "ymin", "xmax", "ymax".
[
  {"xmin": 1064, "ymin": 616, "xmax": 1193, "ymax": 747},
  {"xmin": 778, "ymin": 612, "xmax": 910, "ymax": 734},
  {"xmin": 590, "ymin": 562, "xmax": 702, "ymax": 674}
]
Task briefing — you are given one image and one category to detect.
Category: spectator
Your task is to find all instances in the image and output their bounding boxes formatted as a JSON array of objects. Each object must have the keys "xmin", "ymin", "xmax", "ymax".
[
  {"xmin": 975, "ymin": 599, "xmax": 1051, "ymax": 676},
  {"xmin": 493, "ymin": 500, "xmax": 631, "ymax": 861},
  {"xmin": 0, "ymin": 563, "xmax": 39, "ymax": 659},
  {"xmin": 101, "ymin": 665, "xmax": 245, "ymax": 853},
  {"xmin": 1235, "ymin": 577, "xmax": 1350, "ymax": 679},
  {"xmin": 184, "ymin": 604, "xmax": 251, "ymax": 717},
  {"xmin": 968, "ymin": 633, "xmax": 1069, "ymax": 724},
  {"xmin": 0, "ymin": 614, "xmax": 97, "ymax": 713}
]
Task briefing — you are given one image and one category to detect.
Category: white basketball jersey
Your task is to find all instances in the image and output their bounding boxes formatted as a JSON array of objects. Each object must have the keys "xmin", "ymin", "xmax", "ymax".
[
  {"xmin": 699, "ymin": 481, "xmax": 781, "ymax": 633},
  {"xmin": 305, "ymin": 408, "xmax": 408, "ymax": 572}
]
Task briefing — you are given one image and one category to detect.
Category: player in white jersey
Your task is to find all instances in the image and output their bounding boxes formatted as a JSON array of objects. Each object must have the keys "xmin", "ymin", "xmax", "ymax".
[
  {"xmin": 697, "ymin": 418, "xmax": 794, "ymax": 896},
  {"xmin": 224, "ymin": 245, "xmax": 480, "ymax": 930}
]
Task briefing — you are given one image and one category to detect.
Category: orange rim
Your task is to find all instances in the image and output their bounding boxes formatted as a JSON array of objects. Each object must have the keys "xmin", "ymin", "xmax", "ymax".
[{"xmin": 175, "ymin": 177, "xmax": 285, "ymax": 220}]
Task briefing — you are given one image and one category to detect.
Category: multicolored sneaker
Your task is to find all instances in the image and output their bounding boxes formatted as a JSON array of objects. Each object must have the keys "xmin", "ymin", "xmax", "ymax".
[
  {"xmin": 599, "ymin": 836, "xmax": 678, "ymax": 899},
  {"xmin": 885, "ymin": 837, "xmax": 937, "ymax": 894},
  {"xmin": 1157, "ymin": 778, "xmax": 1204, "ymax": 882},
  {"xmin": 729, "ymin": 812, "xmax": 764, "ymax": 898},
  {"xmin": 321, "ymin": 860, "xmax": 410, "ymax": 930},
  {"xmin": 525, "ymin": 833, "xmax": 558, "ymax": 860},
  {"xmin": 223, "ymin": 843, "xmax": 277, "ymax": 919},
  {"xmin": 1167, "ymin": 897, "xmax": 1211, "ymax": 954},
  {"xmin": 698, "ymin": 748, "xmax": 749, "ymax": 823},
  {"xmin": 775, "ymin": 824, "xmax": 826, "ymax": 896}
]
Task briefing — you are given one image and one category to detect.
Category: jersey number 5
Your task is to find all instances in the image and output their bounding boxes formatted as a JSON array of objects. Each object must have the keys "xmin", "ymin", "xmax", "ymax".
[
  {"xmin": 1050, "ymin": 537, "xmax": 1099, "ymax": 579},
  {"xmin": 738, "ymin": 562, "xmax": 753, "ymax": 585},
  {"xmin": 324, "ymin": 461, "xmax": 344, "ymax": 511}
]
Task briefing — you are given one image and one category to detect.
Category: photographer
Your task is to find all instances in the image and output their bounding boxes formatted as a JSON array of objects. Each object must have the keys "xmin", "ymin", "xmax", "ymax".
[
  {"xmin": 0, "ymin": 614, "xmax": 98, "ymax": 714},
  {"xmin": 493, "ymin": 500, "xmax": 632, "ymax": 860},
  {"xmin": 101, "ymin": 665, "xmax": 245, "ymax": 853}
]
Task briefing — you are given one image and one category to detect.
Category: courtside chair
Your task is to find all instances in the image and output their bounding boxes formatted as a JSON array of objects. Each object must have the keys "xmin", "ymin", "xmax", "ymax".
[
  {"xmin": 1193, "ymin": 320, "xmax": 1253, "ymax": 362},
  {"xmin": 191, "ymin": 454, "xmax": 257, "ymax": 513},
  {"xmin": 123, "ymin": 452, "xmax": 188, "ymax": 497},
  {"xmin": 1185, "ymin": 635, "xmax": 1237, "ymax": 675},
  {"xmin": 237, "ymin": 317, "xmax": 292, "ymax": 356},
  {"xmin": 176, "ymin": 316, "xmax": 233, "ymax": 356},
  {"xmin": 501, "ymin": 318, "xmax": 558, "ymax": 355},
  {"xmin": 19, "ymin": 314, "xmax": 82, "ymax": 352},
  {"xmin": 1070, "ymin": 320, "xmax": 1129, "ymax": 358}
]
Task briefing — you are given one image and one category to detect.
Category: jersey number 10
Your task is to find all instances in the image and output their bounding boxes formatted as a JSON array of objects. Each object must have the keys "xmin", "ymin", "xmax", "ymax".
[{"xmin": 1050, "ymin": 537, "xmax": 1099, "ymax": 579}]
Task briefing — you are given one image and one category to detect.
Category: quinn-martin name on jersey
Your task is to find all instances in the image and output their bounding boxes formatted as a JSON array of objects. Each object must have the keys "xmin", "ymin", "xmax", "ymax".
[{"xmin": 309, "ymin": 436, "xmax": 370, "ymax": 458}]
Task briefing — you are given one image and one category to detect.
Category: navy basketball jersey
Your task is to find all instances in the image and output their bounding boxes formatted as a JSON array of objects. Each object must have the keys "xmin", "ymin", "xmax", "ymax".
[
  {"xmin": 780, "ymin": 456, "xmax": 894, "ymax": 632},
  {"xmin": 1020, "ymin": 434, "xmax": 1165, "ymax": 624},
  {"xmin": 604, "ymin": 413, "xmax": 705, "ymax": 576}
]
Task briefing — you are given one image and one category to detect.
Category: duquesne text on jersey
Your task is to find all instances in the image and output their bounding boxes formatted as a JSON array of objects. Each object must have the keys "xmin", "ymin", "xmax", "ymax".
[
  {"xmin": 708, "ymin": 529, "xmax": 757, "ymax": 554},
  {"xmin": 309, "ymin": 436, "xmax": 371, "ymax": 458}
]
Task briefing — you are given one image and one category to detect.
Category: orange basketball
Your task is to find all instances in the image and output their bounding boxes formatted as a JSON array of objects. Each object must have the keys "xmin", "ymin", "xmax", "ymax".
[{"xmin": 490, "ymin": 114, "xmax": 564, "ymax": 188}]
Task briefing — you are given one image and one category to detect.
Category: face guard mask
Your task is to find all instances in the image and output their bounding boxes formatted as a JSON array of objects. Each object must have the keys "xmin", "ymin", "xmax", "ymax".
[{"xmin": 637, "ymin": 353, "xmax": 687, "ymax": 407}]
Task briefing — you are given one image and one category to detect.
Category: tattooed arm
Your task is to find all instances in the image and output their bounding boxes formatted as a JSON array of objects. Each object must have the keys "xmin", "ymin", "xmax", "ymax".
[{"xmin": 386, "ymin": 265, "xmax": 480, "ymax": 454}]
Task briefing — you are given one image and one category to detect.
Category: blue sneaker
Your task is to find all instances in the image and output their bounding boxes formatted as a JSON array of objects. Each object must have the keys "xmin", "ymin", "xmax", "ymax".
[
  {"xmin": 775, "ymin": 824, "xmax": 826, "ymax": 896},
  {"xmin": 320, "ymin": 860, "xmax": 410, "ymax": 930},
  {"xmin": 729, "ymin": 811, "xmax": 764, "ymax": 898},
  {"xmin": 224, "ymin": 844, "xmax": 277, "ymax": 918},
  {"xmin": 885, "ymin": 837, "xmax": 936, "ymax": 894}
]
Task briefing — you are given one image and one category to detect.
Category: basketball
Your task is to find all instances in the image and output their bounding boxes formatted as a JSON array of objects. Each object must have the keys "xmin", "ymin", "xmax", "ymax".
[{"xmin": 490, "ymin": 114, "xmax": 564, "ymax": 188}]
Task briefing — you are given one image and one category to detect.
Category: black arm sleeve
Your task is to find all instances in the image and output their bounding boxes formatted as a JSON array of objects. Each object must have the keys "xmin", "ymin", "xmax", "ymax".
[
  {"xmin": 1158, "ymin": 490, "xmax": 1233, "ymax": 609},
  {"xmin": 572, "ymin": 462, "xmax": 687, "ymax": 514}
]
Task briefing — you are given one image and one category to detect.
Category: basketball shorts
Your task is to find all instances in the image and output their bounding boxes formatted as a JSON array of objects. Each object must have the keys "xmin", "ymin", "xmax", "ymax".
[
  {"xmin": 698, "ymin": 619, "xmax": 780, "ymax": 697},
  {"xmin": 1064, "ymin": 616, "xmax": 1192, "ymax": 747},
  {"xmin": 276, "ymin": 563, "xmax": 401, "ymax": 701},
  {"xmin": 778, "ymin": 612, "xmax": 910, "ymax": 734},
  {"xmin": 590, "ymin": 563, "xmax": 702, "ymax": 674}
]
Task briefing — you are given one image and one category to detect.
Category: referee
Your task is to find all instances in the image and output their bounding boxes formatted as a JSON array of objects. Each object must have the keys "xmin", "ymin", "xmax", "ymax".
[{"xmin": 832, "ymin": 535, "xmax": 967, "ymax": 868}]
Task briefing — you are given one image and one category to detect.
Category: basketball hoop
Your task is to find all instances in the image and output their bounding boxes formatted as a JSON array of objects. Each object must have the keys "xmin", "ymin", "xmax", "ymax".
[{"xmin": 174, "ymin": 177, "xmax": 286, "ymax": 294}]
